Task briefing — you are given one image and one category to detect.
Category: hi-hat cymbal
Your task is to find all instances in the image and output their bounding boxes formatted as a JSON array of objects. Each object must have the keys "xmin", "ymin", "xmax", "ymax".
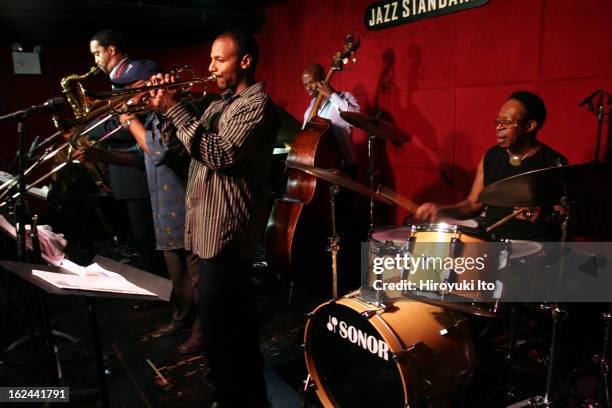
[
  {"xmin": 479, "ymin": 161, "xmax": 612, "ymax": 207},
  {"xmin": 286, "ymin": 161, "xmax": 393, "ymax": 204},
  {"xmin": 340, "ymin": 111, "xmax": 411, "ymax": 143}
]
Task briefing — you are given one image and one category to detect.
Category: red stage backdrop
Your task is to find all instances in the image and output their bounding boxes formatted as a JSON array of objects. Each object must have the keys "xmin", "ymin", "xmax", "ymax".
[
  {"xmin": 0, "ymin": 0, "xmax": 611, "ymax": 228},
  {"xmin": 256, "ymin": 0, "xmax": 612, "ymax": 224}
]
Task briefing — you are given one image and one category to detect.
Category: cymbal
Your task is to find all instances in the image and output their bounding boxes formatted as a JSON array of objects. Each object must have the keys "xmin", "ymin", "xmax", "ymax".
[
  {"xmin": 286, "ymin": 161, "xmax": 393, "ymax": 204},
  {"xmin": 339, "ymin": 111, "xmax": 411, "ymax": 143},
  {"xmin": 479, "ymin": 161, "xmax": 612, "ymax": 207}
]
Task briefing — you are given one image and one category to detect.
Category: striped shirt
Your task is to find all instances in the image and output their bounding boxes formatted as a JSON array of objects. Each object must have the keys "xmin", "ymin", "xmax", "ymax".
[{"xmin": 160, "ymin": 82, "xmax": 279, "ymax": 259}]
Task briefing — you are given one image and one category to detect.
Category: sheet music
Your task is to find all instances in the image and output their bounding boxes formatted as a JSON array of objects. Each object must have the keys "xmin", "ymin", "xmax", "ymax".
[
  {"xmin": 32, "ymin": 270, "xmax": 156, "ymax": 296},
  {"xmin": 59, "ymin": 260, "xmax": 123, "ymax": 278}
]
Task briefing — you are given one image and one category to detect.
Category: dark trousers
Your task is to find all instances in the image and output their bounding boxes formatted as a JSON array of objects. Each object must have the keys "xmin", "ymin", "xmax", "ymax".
[
  {"xmin": 124, "ymin": 198, "xmax": 163, "ymax": 276},
  {"xmin": 164, "ymin": 249, "xmax": 202, "ymax": 338},
  {"xmin": 197, "ymin": 254, "xmax": 267, "ymax": 408}
]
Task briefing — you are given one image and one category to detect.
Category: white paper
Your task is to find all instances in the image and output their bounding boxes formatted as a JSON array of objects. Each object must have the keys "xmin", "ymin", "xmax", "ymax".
[
  {"xmin": 32, "ymin": 270, "xmax": 156, "ymax": 297},
  {"xmin": 60, "ymin": 260, "xmax": 122, "ymax": 279},
  {"xmin": 59, "ymin": 259, "xmax": 88, "ymax": 276}
]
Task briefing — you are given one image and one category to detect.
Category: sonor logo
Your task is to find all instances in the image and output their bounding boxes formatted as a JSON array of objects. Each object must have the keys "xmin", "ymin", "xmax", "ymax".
[{"xmin": 326, "ymin": 315, "xmax": 390, "ymax": 361}]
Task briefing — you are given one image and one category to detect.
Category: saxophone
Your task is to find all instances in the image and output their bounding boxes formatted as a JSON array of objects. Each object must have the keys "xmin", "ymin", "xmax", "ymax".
[
  {"xmin": 54, "ymin": 66, "xmax": 102, "ymax": 131},
  {"xmin": 54, "ymin": 66, "xmax": 112, "ymax": 194}
]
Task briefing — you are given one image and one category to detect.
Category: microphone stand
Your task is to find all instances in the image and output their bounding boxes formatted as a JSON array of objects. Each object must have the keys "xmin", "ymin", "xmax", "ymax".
[
  {"xmin": 579, "ymin": 89, "xmax": 610, "ymax": 162},
  {"xmin": 0, "ymin": 108, "xmax": 62, "ymax": 384},
  {"xmin": 605, "ymin": 93, "xmax": 612, "ymax": 161},
  {"xmin": 15, "ymin": 120, "xmax": 27, "ymax": 262}
]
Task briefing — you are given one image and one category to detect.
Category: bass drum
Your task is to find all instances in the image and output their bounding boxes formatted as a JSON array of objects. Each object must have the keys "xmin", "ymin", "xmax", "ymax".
[{"xmin": 304, "ymin": 295, "xmax": 474, "ymax": 407}]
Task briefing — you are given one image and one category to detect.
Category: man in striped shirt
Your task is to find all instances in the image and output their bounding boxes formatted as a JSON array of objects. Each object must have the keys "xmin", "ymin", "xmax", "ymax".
[{"xmin": 149, "ymin": 30, "xmax": 279, "ymax": 408}]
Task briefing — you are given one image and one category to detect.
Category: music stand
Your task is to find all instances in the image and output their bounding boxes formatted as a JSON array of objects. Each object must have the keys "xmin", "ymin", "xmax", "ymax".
[{"xmin": 0, "ymin": 258, "xmax": 171, "ymax": 408}]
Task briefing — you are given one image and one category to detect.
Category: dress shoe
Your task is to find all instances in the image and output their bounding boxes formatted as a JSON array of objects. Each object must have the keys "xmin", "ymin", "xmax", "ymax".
[
  {"xmin": 158, "ymin": 321, "xmax": 190, "ymax": 336},
  {"xmin": 177, "ymin": 336, "xmax": 205, "ymax": 354}
]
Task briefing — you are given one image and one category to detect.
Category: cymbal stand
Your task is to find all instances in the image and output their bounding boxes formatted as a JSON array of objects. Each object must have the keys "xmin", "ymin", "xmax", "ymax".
[
  {"xmin": 504, "ymin": 304, "xmax": 520, "ymax": 401},
  {"xmin": 523, "ymin": 196, "xmax": 571, "ymax": 407},
  {"xmin": 597, "ymin": 304, "xmax": 612, "ymax": 407},
  {"xmin": 327, "ymin": 185, "xmax": 340, "ymax": 298},
  {"xmin": 367, "ymin": 134, "xmax": 376, "ymax": 232}
]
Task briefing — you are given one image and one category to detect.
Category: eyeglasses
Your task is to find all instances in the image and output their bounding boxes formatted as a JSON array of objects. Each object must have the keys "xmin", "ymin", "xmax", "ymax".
[{"xmin": 494, "ymin": 118, "xmax": 526, "ymax": 128}]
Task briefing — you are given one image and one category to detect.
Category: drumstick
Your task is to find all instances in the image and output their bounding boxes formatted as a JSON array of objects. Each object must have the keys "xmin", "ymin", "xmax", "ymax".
[
  {"xmin": 485, "ymin": 208, "xmax": 528, "ymax": 233},
  {"xmin": 376, "ymin": 185, "xmax": 419, "ymax": 213}
]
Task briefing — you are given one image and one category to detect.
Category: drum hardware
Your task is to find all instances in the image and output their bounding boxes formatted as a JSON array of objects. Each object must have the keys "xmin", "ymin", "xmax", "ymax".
[
  {"xmin": 327, "ymin": 184, "xmax": 341, "ymax": 298},
  {"xmin": 449, "ymin": 236, "xmax": 464, "ymax": 257},
  {"xmin": 479, "ymin": 163, "xmax": 612, "ymax": 405},
  {"xmin": 516, "ymin": 303, "xmax": 567, "ymax": 408},
  {"xmin": 521, "ymin": 192, "xmax": 572, "ymax": 407},
  {"xmin": 367, "ymin": 134, "xmax": 376, "ymax": 231},
  {"xmin": 392, "ymin": 341, "xmax": 423, "ymax": 360},
  {"xmin": 369, "ymin": 224, "xmax": 502, "ymax": 317},
  {"xmin": 478, "ymin": 162, "xmax": 612, "ymax": 208},
  {"xmin": 360, "ymin": 303, "xmax": 393, "ymax": 318},
  {"xmin": 304, "ymin": 296, "xmax": 474, "ymax": 407},
  {"xmin": 439, "ymin": 318, "xmax": 468, "ymax": 336},
  {"xmin": 596, "ymin": 304, "xmax": 612, "ymax": 406},
  {"xmin": 299, "ymin": 374, "xmax": 317, "ymax": 408},
  {"xmin": 286, "ymin": 161, "xmax": 394, "ymax": 297},
  {"xmin": 339, "ymin": 111, "xmax": 412, "ymax": 144},
  {"xmin": 339, "ymin": 111, "xmax": 412, "ymax": 232},
  {"xmin": 285, "ymin": 161, "xmax": 394, "ymax": 204}
]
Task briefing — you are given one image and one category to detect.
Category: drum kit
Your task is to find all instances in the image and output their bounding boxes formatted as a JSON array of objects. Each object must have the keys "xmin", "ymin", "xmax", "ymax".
[{"xmin": 286, "ymin": 113, "xmax": 612, "ymax": 407}]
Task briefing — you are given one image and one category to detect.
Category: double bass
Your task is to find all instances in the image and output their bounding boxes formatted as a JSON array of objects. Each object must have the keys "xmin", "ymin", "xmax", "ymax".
[{"xmin": 266, "ymin": 34, "xmax": 359, "ymax": 292}]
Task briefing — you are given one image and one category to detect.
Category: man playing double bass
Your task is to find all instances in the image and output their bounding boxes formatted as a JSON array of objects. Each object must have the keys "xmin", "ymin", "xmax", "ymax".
[{"xmin": 302, "ymin": 62, "xmax": 360, "ymax": 177}]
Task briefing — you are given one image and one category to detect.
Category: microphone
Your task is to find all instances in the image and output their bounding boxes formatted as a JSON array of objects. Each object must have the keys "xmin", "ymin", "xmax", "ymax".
[
  {"xmin": 0, "ymin": 97, "xmax": 66, "ymax": 121},
  {"xmin": 22, "ymin": 97, "xmax": 66, "ymax": 116},
  {"xmin": 579, "ymin": 89, "xmax": 602, "ymax": 110}
]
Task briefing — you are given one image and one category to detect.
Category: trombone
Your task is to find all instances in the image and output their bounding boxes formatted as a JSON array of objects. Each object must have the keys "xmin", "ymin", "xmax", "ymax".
[
  {"xmin": 55, "ymin": 65, "xmax": 216, "ymax": 134},
  {"xmin": 0, "ymin": 66, "xmax": 217, "ymax": 205}
]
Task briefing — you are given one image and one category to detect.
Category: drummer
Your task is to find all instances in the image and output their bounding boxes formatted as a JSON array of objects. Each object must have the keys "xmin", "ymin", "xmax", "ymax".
[{"xmin": 415, "ymin": 90, "xmax": 568, "ymax": 241}]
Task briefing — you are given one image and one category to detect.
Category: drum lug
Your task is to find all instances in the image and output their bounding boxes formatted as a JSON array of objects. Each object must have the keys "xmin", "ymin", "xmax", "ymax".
[
  {"xmin": 406, "ymin": 235, "xmax": 416, "ymax": 254},
  {"xmin": 361, "ymin": 303, "xmax": 391, "ymax": 318},
  {"xmin": 439, "ymin": 318, "xmax": 467, "ymax": 336},
  {"xmin": 302, "ymin": 374, "xmax": 317, "ymax": 391},
  {"xmin": 449, "ymin": 237, "xmax": 464, "ymax": 257},
  {"xmin": 392, "ymin": 341, "xmax": 423, "ymax": 361},
  {"xmin": 361, "ymin": 310, "xmax": 378, "ymax": 318}
]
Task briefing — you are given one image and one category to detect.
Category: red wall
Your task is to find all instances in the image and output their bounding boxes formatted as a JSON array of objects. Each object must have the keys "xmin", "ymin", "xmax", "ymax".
[
  {"xmin": 1, "ymin": 0, "xmax": 611, "ymax": 226},
  {"xmin": 256, "ymin": 0, "xmax": 612, "ymax": 224}
]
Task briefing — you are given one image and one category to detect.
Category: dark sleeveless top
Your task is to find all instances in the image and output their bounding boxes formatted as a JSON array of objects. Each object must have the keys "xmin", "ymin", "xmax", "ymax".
[{"xmin": 482, "ymin": 144, "xmax": 568, "ymax": 241}]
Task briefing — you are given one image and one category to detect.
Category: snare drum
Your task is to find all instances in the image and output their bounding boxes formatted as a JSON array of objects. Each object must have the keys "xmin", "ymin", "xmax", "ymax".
[
  {"xmin": 304, "ymin": 295, "xmax": 474, "ymax": 407},
  {"xmin": 369, "ymin": 223, "xmax": 502, "ymax": 316}
]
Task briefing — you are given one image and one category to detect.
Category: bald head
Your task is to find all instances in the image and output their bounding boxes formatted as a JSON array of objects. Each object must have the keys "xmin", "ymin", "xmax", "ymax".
[
  {"xmin": 302, "ymin": 63, "xmax": 326, "ymax": 97},
  {"xmin": 302, "ymin": 63, "xmax": 325, "ymax": 81}
]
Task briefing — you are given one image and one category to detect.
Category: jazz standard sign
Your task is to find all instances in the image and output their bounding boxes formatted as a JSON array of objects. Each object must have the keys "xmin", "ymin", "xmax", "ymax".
[{"xmin": 365, "ymin": 0, "xmax": 488, "ymax": 30}]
